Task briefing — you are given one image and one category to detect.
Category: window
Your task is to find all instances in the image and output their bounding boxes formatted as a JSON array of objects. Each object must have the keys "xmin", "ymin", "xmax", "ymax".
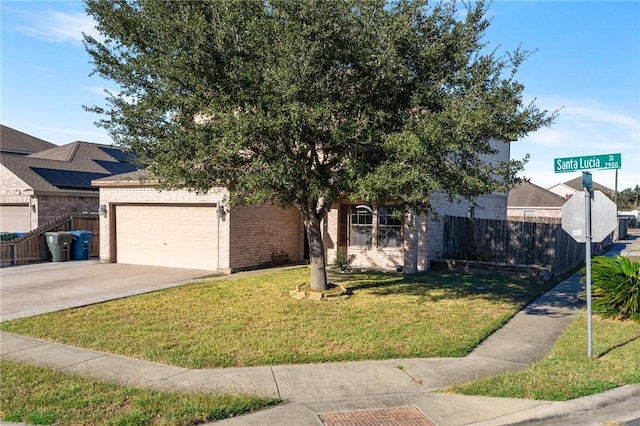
[
  {"xmin": 350, "ymin": 205, "xmax": 373, "ymax": 246},
  {"xmin": 378, "ymin": 206, "xmax": 402, "ymax": 248},
  {"xmin": 524, "ymin": 210, "xmax": 536, "ymax": 218}
]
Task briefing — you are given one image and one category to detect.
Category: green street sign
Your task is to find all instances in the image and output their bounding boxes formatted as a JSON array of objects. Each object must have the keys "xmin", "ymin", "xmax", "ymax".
[{"xmin": 554, "ymin": 153, "xmax": 622, "ymax": 173}]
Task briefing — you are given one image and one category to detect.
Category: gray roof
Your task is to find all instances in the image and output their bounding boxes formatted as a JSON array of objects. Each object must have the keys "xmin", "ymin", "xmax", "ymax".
[
  {"xmin": 1, "ymin": 125, "xmax": 57, "ymax": 154},
  {"xmin": 562, "ymin": 176, "xmax": 614, "ymax": 194},
  {"xmin": 93, "ymin": 169, "xmax": 155, "ymax": 184},
  {"xmin": 1, "ymin": 139, "xmax": 138, "ymax": 194},
  {"xmin": 508, "ymin": 181, "xmax": 565, "ymax": 208}
]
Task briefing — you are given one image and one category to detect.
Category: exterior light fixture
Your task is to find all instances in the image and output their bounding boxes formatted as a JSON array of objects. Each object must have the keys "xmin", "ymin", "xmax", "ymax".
[
  {"xmin": 216, "ymin": 203, "xmax": 225, "ymax": 218},
  {"xmin": 99, "ymin": 204, "xmax": 108, "ymax": 218}
]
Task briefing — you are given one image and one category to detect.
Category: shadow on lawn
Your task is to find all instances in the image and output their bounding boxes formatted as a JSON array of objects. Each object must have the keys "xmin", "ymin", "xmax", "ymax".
[
  {"xmin": 596, "ymin": 334, "xmax": 640, "ymax": 359},
  {"xmin": 331, "ymin": 270, "xmax": 557, "ymax": 306}
]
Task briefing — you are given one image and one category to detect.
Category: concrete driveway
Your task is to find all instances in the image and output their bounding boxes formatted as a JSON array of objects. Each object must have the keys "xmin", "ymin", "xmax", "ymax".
[{"xmin": 0, "ymin": 260, "xmax": 216, "ymax": 322}]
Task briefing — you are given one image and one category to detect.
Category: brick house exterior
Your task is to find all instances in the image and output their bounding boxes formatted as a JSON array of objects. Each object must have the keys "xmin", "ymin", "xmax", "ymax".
[
  {"xmin": 93, "ymin": 137, "xmax": 512, "ymax": 273},
  {"xmin": 0, "ymin": 125, "xmax": 136, "ymax": 232},
  {"xmin": 94, "ymin": 173, "xmax": 305, "ymax": 272},
  {"xmin": 323, "ymin": 138, "xmax": 512, "ymax": 273}
]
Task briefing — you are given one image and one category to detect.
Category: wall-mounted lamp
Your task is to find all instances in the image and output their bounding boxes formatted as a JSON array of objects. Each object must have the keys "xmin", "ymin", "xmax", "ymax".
[
  {"xmin": 31, "ymin": 204, "xmax": 36, "ymax": 213},
  {"xmin": 99, "ymin": 204, "xmax": 108, "ymax": 218},
  {"xmin": 216, "ymin": 203, "xmax": 226, "ymax": 219}
]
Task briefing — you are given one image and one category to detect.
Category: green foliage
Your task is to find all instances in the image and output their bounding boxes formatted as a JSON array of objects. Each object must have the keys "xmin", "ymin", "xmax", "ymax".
[
  {"xmin": 617, "ymin": 185, "xmax": 640, "ymax": 210},
  {"xmin": 84, "ymin": 0, "xmax": 554, "ymax": 213},
  {"xmin": 83, "ymin": 0, "xmax": 555, "ymax": 288},
  {"xmin": 332, "ymin": 248, "xmax": 355, "ymax": 272},
  {"xmin": 590, "ymin": 256, "xmax": 640, "ymax": 321}
]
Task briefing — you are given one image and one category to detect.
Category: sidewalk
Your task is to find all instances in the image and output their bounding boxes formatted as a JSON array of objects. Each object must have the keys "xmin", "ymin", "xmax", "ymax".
[{"xmin": 2, "ymin": 237, "xmax": 639, "ymax": 425}]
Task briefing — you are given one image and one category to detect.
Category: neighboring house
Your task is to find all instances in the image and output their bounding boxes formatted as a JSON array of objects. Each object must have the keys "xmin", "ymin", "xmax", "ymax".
[
  {"xmin": 93, "ymin": 171, "xmax": 305, "ymax": 272},
  {"xmin": 619, "ymin": 209, "xmax": 639, "ymax": 219},
  {"xmin": 548, "ymin": 177, "xmax": 614, "ymax": 200},
  {"xmin": 507, "ymin": 181, "xmax": 566, "ymax": 219},
  {"xmin": 92, "ymin": 138, "xmax": 511, "ymax": 273},
  {"xmin": 1, "ymin": 125, "xmax": 137, "ymax": 232}
]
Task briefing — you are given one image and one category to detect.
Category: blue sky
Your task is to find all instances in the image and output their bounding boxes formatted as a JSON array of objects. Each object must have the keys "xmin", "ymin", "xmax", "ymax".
[{"xmin": 1, "ymin": 1, "xmax": 639, "ymax": 191}]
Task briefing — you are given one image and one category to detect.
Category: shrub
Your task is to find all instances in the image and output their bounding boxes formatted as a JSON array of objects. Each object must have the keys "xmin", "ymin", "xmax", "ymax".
[
  {"xmin": 332, "ymin": 248, "xmax": 355, "ymax": 272},
  {"xmin": 589, "ymin": 255, "xmax": 640, "ymax": 321}
]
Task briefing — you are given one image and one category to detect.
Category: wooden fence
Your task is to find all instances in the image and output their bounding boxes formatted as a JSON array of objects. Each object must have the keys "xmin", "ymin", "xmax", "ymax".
[
  {"xmin": 1, "ymin": 214, "xmax": 100, "ymax": 267},
  {"xmin": 443, "ymin": 216, "xmax": 585, "ymax": 277}
]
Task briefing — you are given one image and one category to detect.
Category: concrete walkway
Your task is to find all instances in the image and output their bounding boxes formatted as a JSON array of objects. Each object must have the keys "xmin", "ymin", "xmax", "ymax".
[{"xmin": 2, "ymin": 236, "xmax": 639, "ymax": 425}]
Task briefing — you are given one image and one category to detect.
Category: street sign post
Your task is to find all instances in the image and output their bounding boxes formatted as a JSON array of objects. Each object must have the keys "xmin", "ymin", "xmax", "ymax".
[
  {"xmin": 555, "ymin": 154, "xmax": 622, "ymax": 358},
  {"xmin": 554, "ymin": 153, "xmax": 622, "ymax": 173}
]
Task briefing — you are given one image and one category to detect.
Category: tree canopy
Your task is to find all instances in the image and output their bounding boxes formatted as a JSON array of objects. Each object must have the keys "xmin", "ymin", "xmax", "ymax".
[{"xmin": 84, "ymin": 0, "xmax": 554, "ymax": 289}]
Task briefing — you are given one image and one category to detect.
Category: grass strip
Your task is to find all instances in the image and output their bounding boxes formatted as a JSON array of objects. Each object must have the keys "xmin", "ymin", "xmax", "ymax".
[
  {"xmin": 0, "ymin": 359, "xmax": 279, "ymax": 425},
  {"xmin": 445, "ymin": 313, "xmax": 640, "ymax": 400},
  {"xmin": 0, "ymin": 268, "xmax": 554, "ymax": 368}
]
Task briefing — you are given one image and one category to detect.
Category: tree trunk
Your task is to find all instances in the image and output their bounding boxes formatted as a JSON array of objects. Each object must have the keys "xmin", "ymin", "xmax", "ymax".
[{"xmin": 303, "ymin": 213, "xmax": 329, "ymax": 291}]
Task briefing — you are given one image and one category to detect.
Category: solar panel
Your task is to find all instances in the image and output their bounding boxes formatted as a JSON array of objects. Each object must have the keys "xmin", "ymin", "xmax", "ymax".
[
  {"xmin": 94, "ymin": 160, "xmax": 139, "ymax": 175},
  {"xmin": 99, "ymin": 146, "xmax": 135, "ymax": 162},
  {"xmin": 31, "ymin": 167, "xmax": 109, "ymax": 190}
]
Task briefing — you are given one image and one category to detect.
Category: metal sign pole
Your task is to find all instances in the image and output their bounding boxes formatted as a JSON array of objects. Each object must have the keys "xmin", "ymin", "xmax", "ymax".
[{"xmin": 583, "ymin": 172, "xmax": 593, "ymax": 359}]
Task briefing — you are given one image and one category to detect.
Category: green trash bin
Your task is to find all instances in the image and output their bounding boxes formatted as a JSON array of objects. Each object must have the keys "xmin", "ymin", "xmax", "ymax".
[{"xmin": 45, "ymin": 232, "xmax": 72, "ymax": 262}]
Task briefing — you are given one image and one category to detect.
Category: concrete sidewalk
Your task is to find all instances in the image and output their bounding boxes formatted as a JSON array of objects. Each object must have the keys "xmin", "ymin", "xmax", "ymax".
[{"xmin": 2, "ymin": 238, "xmax": 639, "ymax": 425}]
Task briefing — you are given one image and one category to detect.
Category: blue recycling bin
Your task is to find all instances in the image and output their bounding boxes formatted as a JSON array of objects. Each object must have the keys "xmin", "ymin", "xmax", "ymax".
[{"xmin": 69, "ymin": 230, "xmax": 93, "ymax": 260}]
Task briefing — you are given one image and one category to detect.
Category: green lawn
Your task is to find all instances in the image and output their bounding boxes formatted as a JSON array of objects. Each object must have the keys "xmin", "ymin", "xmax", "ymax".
[
  {"xmin": 446, "ymin": 312, "xmax": 640, "ymax": 400},
  {"xmin": 0, "ymin": 359, "xmax": 279, "ymax": 426},
  {"xmin": 0, "ymin": 268, "xmax": 552, "ymax": 368}
]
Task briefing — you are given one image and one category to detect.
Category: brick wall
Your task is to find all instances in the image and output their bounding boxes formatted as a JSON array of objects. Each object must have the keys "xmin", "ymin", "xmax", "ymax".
[
  {"xmin": 37, "ymin": 194, "xmax": 99, "ymax": 224},
  {"xmin": 229, "ymin": 204, "xmax": 304, "ymax": 271},
  {"xmin": 323, "ymin": 139, "xmax": 511, "ymax": 272},
  {"xmin": 97, "ymin": 186, "xmax": 228, "ymax": 265},
  {"xmin": 324, "ymin": 204, "xmax": 406, "ymax": 272},
  {"xmin": 0, "ymin": 165, "xmax": 37, "ymax": 230}
]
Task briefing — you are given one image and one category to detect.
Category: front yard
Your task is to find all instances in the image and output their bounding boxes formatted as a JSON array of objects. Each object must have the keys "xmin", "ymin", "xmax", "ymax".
[{"xmin": 0, "ymin": 267, "xmax": 552, "ymax": 368}]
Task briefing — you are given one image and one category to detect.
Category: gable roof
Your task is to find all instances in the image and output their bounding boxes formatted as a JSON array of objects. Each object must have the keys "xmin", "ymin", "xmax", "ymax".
[
  {"xmin": 1, "ymin": 125, "xmax": 57, "ymax": 154},
  {"xmin": 562, "ymin": 176, "xmax": 613, "ymax": 194},
  {"xmin": 508, "ymin": 181, "xmax": 565, "ymax": 208},
  {"xmin": 1, "ymin": 139, "xmax": 138, "ymax": 194}
]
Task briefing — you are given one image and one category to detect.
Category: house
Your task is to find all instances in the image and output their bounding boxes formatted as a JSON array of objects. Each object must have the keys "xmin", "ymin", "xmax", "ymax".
[
  {"xmin": 323, "ymin": 139, "xmax": 512, "ymax": 273},
  {"xmin": 507, "ymin": 181, "xmax": 566, "ymax": 219},
  {"xmin": 548, "ymin": 177, "xmax": 615, "ymax": 200},
  {"xmin": 93, "ymin": 138, "xmax": 511, "ymax": 273},
  {"xmin": 93, "ymin": 171, "xmax": 305, "ymax": 272},
  {"xmin": 1, "ymin": 125, "xmax": 137, "ymax": 232}
]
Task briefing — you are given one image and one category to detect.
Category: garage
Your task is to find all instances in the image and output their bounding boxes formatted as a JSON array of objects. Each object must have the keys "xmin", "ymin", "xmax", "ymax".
[
  {"xmin": 0, "ymin": 204, "xmax": 31, "ymax": 233},
  {"xmin": 115, "ymin": 204, "xmax": 219, "ymax": 270}
]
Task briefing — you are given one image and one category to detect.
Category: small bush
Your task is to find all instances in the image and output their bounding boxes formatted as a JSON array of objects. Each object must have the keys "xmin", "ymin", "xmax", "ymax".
[
  {"xmin": 589, "ymin": 255, "xmax": 640, "ymax": 321},
  {"xmin": 332, "ymin": 248, "xmax": 355, "ymax": 272}
]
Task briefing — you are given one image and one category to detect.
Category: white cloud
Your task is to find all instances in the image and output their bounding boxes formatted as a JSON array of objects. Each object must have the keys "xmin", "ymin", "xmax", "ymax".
[
  {"xmin": 18, "ymin": 10, "xmax": 99, "ymax": 46},
  {"xmin": 514, "ymin": 97, "xmax": 640, "ymax": 191},
  {"xmin": 84, "ymin": 86, "xmax": 108, "ymax": 96}
]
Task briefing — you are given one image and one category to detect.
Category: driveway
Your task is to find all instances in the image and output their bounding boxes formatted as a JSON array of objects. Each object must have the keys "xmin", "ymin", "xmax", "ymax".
[{"xmin": 0, "ymin": 260, "xmax": 216, "ymax": 322}]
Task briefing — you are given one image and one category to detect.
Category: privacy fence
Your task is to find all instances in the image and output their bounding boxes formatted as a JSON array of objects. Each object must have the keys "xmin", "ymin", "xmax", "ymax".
[
  {"xmin": 1, "ymin": 213, "xmax": 100, "ymax": 267},
  {"xmin": 442, "ymin": 215, "xmax": 585, "ymax": 277}
]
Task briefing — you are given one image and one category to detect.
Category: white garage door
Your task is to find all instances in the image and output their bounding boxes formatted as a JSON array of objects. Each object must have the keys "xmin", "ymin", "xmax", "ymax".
[
  {"xmin": 0, "ymin": 205, "xmax": 30, "ymax": 233},
  {"xmin": 116, "ymin": 205, "xmax": 218, "ymax": 270}
]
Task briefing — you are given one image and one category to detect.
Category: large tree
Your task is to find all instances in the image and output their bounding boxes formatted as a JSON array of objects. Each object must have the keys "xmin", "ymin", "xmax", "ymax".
[{"xmin": 84, "ymin": 0, "xmax": 554, "ymax": 290}]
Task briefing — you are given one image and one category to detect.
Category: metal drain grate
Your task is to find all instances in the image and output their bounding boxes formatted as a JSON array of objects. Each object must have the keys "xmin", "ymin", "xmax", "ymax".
[{"xmin": 318, "ymin": 406, "xmax": 435, "ymax": 426}]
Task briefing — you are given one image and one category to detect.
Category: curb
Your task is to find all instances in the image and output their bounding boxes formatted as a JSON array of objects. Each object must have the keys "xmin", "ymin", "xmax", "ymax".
[{"xmin": 468, "ymin": 384, "xmax": 640, "ymax": 425}]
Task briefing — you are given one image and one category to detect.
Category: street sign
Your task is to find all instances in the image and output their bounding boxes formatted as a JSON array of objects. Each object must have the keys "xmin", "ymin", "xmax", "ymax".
[
  {"xmin": 554, "ymin": 153, "xmax": 622, "ymax": 173},
  {"xmin": 561, "ymin": 190, "xmax": 617, "ymax": 243}
]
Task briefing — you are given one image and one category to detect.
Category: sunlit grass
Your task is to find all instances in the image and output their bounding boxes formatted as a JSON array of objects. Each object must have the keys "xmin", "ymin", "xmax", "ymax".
[
  {"xmin": 445, "ymin": 313, "xmax": 640, "ymax": 400},
  {"xmin": 0, "ymin": 359, "xmax": 279, "ymax": 426},
  {"xmin": 0, "ymin": 267, "xmax": 553, "ymax": 368}
]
